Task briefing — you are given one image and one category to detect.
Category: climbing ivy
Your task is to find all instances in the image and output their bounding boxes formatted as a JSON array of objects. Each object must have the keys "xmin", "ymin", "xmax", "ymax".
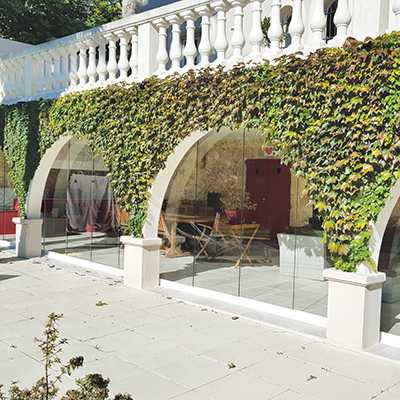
[{"xmin": 1, "ymin": 32, "xmax": 400, "ymax": 272}]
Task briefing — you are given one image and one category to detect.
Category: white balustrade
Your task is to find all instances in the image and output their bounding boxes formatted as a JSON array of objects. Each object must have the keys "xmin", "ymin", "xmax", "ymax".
[
  {"xmin": 1, "ymin": 0, "xmax": 397, "ymax": 104},
  {"xmin": 196, "ymin": 5, "xmax": 212, "ymax": 66},
  {"xmin": 181, "ymin": 11, "xmax": 198, "ymax": 69},
  {"xmin": 288, "ymin": 0, "xmax": 304, "ymax": 52}
]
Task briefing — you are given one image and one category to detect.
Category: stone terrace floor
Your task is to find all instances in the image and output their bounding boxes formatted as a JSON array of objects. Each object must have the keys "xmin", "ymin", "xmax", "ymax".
[{"xmin": 1, "ymin": 253, "xmax": 400, "ymax": 400}]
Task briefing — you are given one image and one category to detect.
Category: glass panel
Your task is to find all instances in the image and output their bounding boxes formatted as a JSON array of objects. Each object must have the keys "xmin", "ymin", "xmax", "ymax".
[
  {"xmin": 239, "ymin": 131, "xmax": 295, "ymax": 308},
  {"xmin": 193, "ymin": 129, "xmax": 243, "ymax": 296},
  {"xmin": 42, "ymin": 142, "xmax": 69, "ymax": 254},
  {"xmin": 380, "ymin": 197, "xmax": 400, "ymax": 335},
  {"xmin": 0, "ymin": 152, "xmax": 17, "ymax": 242},
  {"xmin": 159, "ymin": 142, "xmax": 198, "ymax": 285}
]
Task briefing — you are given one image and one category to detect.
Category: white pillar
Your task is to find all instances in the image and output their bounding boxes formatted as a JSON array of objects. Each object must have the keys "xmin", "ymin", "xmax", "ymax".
[
  {"xmin": 116, "ymin": 30, "xmax": 130, "ymax": 80},
  {"xmin": 324, "ymin": 268, "xmax": 386, "ymax": 349},
  {"xmin": 69, "ymin": 46, "xmax": 79, "ymax": 89},
  {"xmin": 211, "ymin": 0, "xmax": 229, "ymax": 63},
  {"xmin": 248, "ymin": 0, "xmax": 264, "ymax": 58},
  {"xmin": 229, "ymin": 0, "xmax": 245, "ymax": 61},
  {"xmin": 310, "ymin": 0, "xmax": 326, "ymax": 50},
  {"xmin": 97, "ymin": 39, "xmax": 108, "ymax": 83},
  {"xmin": 288, "ymin": 0, "xmax": 305, "ymax": 52},
  {"xmin": 13, "ymin": 218, "xmax": 43, "ymax": 258},
  {"xmin": 332, "ymin": 0, "xmax": 351, "ymax": 46},
  {"xmin": 137, "ymin": 22, "xmax": 158, "ymax": 80},
  {"xmin": 86, "ymin": 39, "xmax": 98, "ymax": 85},
  {"xmin": 393, "ymin": 0, "xmax": 400, "ymax": 29},
  {"xmin": 266, "ymin": 0, "xmax": 283, "ymax": 57},
  {"xmin": 127, "ymin": 26, "xmax": 139, "ymax": 80},
  {"xmin": 77, "ymin": 44, "xmax": 88, "ymax": 87},
  {"xmin": 181, "ymin": 10, "xmax": 198, "ymax": 69},
  {"xmin": 166, "ymin": 15, "xmax": 183, "ymax": 72},
  {"xmin": 154, "ymin": 18, "xmax": 170, "ymax": 74},
  {"xmin": 196, "ymin": 6, "xmax": 212, "ymax": 66},
  {"xmin": 105, "ymin": 33, "xmax": 118, "ymax": 81},
  {"xmin": 121, "ymin": 237, "xmax": 162, "ymax": 289}
]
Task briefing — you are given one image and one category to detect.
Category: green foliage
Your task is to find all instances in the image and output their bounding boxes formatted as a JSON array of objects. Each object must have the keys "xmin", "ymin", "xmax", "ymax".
[
  {"xmin": 0, "ymin": 313, "xmax": 133, "ymax": 400},
  {"xmin": 0, "ymin": 0, "xmax": 122, "ymax": 44},
  {"xmin": 2, "ymin": 33, "xmax": 400, "ymax": 272}
]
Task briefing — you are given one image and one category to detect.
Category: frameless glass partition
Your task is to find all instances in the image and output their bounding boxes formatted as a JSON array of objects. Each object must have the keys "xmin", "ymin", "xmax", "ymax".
[
  {"xmin": 159, "ymin": 129, "xmax": 329, "ymax": 317},
  {"xmin": 379, "ymin": 197, "xmax": 400, "ymax": 335},
  {"xmin": 0, "ymin": 151, "xmax": 18, "ymax": 242},
  {"xmin": 42, "ymin": 138, "xmax": 124, "ymax": 269}
]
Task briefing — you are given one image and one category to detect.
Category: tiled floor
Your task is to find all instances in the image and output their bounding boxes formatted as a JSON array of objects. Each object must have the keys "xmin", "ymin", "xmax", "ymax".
[{"xmin": 1, "ymin": 253, "xmax": 400, "ymax": 399}]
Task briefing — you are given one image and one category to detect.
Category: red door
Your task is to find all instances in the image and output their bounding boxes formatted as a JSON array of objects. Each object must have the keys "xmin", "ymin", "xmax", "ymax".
[{"xmin": 245, "ymin": 159, "xmax": 291, "ymax": 235}]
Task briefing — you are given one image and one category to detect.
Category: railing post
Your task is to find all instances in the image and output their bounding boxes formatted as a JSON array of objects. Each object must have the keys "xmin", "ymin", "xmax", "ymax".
[
  {"xmin": 86, "ymin": 39, "xmax": 98, "ymax": 85},
  {"xmin": 77, "ymin": 43, "xmax": 88, "ymax": 87},
  {"xmin": 116, "ymin": 30, "xmax": 130, "ymax": 80},
  {"xmin": 96, "ymin": 37, "xmax": 107, "ymax": 84},
  {"xmin": 166, "ymin": 15, "xmax": 183, "ymax": 72},
  {"xmin": 154, "ymin": 18, "xmax": 170, "ymax": 74},
  {"xmin": 229, "ymin": 0, "xmax": 246, "ymax": 61},
  {"xmin": 332, "ymin": 0, "xmax": 351, "ymax": 45},
  {"xmin": 180, "ymin": 10, "xmax": 198, "ymax": 69},
  {"xmin": 195, "ymin": 5, "xmax": 212, "ymax": 66},
  {"xmin": 248, "ymin": 0, "xmax": 264, "ymax": 58},
  {"xmin": 310, "ymin": 0, "xmax": 326, "ymax": 50},
  {"xmin": 105, "ymin": 32, "xmax": 118, "ymax": 82},
  {"xmin": 137, "ymin": 22, "xmax": 158, "ymax": 80},
  {"xmin": 126, "ymin": 26, "xmax": 139, "ymax": 80},
  {"xmin": 266, "ymin": 0, "xmax": 283, "ymax": 57},
  {"xmin": 288, "ymin": 0, "xmax": 305, "ymax": 52},
  {"xmin": 211, "ymin": 0, "xmax": 229, "ymax": 63}
]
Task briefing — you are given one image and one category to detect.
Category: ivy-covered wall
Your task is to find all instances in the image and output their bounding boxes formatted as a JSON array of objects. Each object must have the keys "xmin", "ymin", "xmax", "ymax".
[{"xmin": 1, "ymin": 33, "xmax": 400, "ymax": 272}]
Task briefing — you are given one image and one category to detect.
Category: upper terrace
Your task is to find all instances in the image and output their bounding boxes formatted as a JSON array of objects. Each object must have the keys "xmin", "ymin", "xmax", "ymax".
[{"xmin": 0, "ymin": 0, "xmax": 399, "ymax": 105}]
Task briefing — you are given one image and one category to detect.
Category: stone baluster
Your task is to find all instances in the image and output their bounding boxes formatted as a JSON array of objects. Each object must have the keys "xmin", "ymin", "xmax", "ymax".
[
  {"xmin": 333, "ymin": 0, "xmax": 351, "ymax": 45},
  {"xmin": 35, "ymin": 54, "xmax": 45, "ymax": 93},
  {"xmin": 166, "ymin": 15, "xmax": 183, "ymax": 72},
  {"xmin": 53, "ymin": 52, "xmax": 63, "ymax": 90},
  {"xmin": 96, "ymin": 38, "xmax": 107, "ymax": 84},
  {"xmin": 41, "ymin": 52, "xmax": 51, "ymax": 93},
  {"xmin": 59, "ymin": 50, "xmax": 70, "ymax": 89},
  {"xmin": 180, "ymin": 11, "xmax": 197, "ymax": 69},
  {"xmin": 394, "ymin": 0, "xmax": 400, "ymax": 28},
  {"xmin": 69, "ymin": 46, "xmax": 79, "ymax": 89},
  {"xmin": 154, "ymin": 18, "xmax": 169, "ymax": 74},
  {"xmin": 310, "ymin": 0, "xmax": 326, "ymax": 49},
  {"xmin": 248, "ymin": 0, "xmax": 264, "ymax": 58},
  {"xmin": 116, "ymin": 30, "xmax": 130, "ymax": 80},
  {"xmin": 77, "ymin": 43, "xmax": 88, "ymax": 86},
  {"xmin": 127, "ymin": 26, "xmax": 138, "ymax": 80},
  {"xmin": 211, "ymin": 0, "xmax": 229, "ymax": 63},
  {"xmin": 86, "ymin": 39, "xmax": 98, "ymax": 85},
  {"xmin": 288, "ymin": 0, "xmax": 304, "ymax": 52},
  {"xmin": 229, "ymin": 0, "xmax": 245, "ymax": 60},
  {"xmin": 15, "ymin": 59, "xmax": 23, "ymax": 98},
  {"xmin": 267, "ymin": 0, "xmax": 283, "ymax": 55},
  {"xmin": 105, "ymin": 33, "xmax": 118, "ymax": 81},
  {"xmin": 195, "ymin": 5, "xmax": 212, "ymax": 66}
]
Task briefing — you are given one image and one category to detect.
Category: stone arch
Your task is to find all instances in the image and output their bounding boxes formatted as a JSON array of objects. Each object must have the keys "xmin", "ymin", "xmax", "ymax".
[{"xmin": 369, "ymin": 180, "xmax": 400, "ymax": 266}]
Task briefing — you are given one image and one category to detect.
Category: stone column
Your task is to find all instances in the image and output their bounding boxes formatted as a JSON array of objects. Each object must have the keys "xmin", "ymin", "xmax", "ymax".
[
  {"xmin": 121, "ymin": 236, "xmax": 161, "ymax": 289},
  {"xmin": 13, "ymin": 218, "xmax": 43, "ymax": 258},
  {"xmin": 323, "ymin": 267, "xmax": 386, "ymax": 349}
]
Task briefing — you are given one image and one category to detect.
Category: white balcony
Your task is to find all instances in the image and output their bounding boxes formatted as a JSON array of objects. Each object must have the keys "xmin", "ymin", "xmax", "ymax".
[{"xmin": 0, "ymin": 0, "xmax": 399, "ymax": 105}]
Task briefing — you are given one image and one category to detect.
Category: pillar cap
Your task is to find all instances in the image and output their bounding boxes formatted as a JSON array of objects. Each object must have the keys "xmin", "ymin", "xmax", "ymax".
[
  {"xmin": 121, "ymin": 236, "xmax": 162, "ymax": 249},
  {"xmin": 323, "ymin": 268, "xmax": 386, "ymax": 287}
]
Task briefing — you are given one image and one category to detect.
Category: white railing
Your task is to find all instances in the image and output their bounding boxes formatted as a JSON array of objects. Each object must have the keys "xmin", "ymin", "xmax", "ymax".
[{"xmin": 0, "ymin": 0, "xmax": 398, "ymax": 105}]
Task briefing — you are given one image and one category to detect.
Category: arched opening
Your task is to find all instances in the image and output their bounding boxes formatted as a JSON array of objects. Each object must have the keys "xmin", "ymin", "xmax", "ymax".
[
  {"xmin": 378, "ymin": 194, "xmax": 400, "ymax": 335},
  {"xmin": 157, "ymin": 129, "xmax": 329, "ymax": 316},
  {"xmin": 0, "ymin": 151, "xmax": 18, "ymax": 242},
  {"xmin": 40, "ymin": 137, "xmax": 126, "ymax": 269}
]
